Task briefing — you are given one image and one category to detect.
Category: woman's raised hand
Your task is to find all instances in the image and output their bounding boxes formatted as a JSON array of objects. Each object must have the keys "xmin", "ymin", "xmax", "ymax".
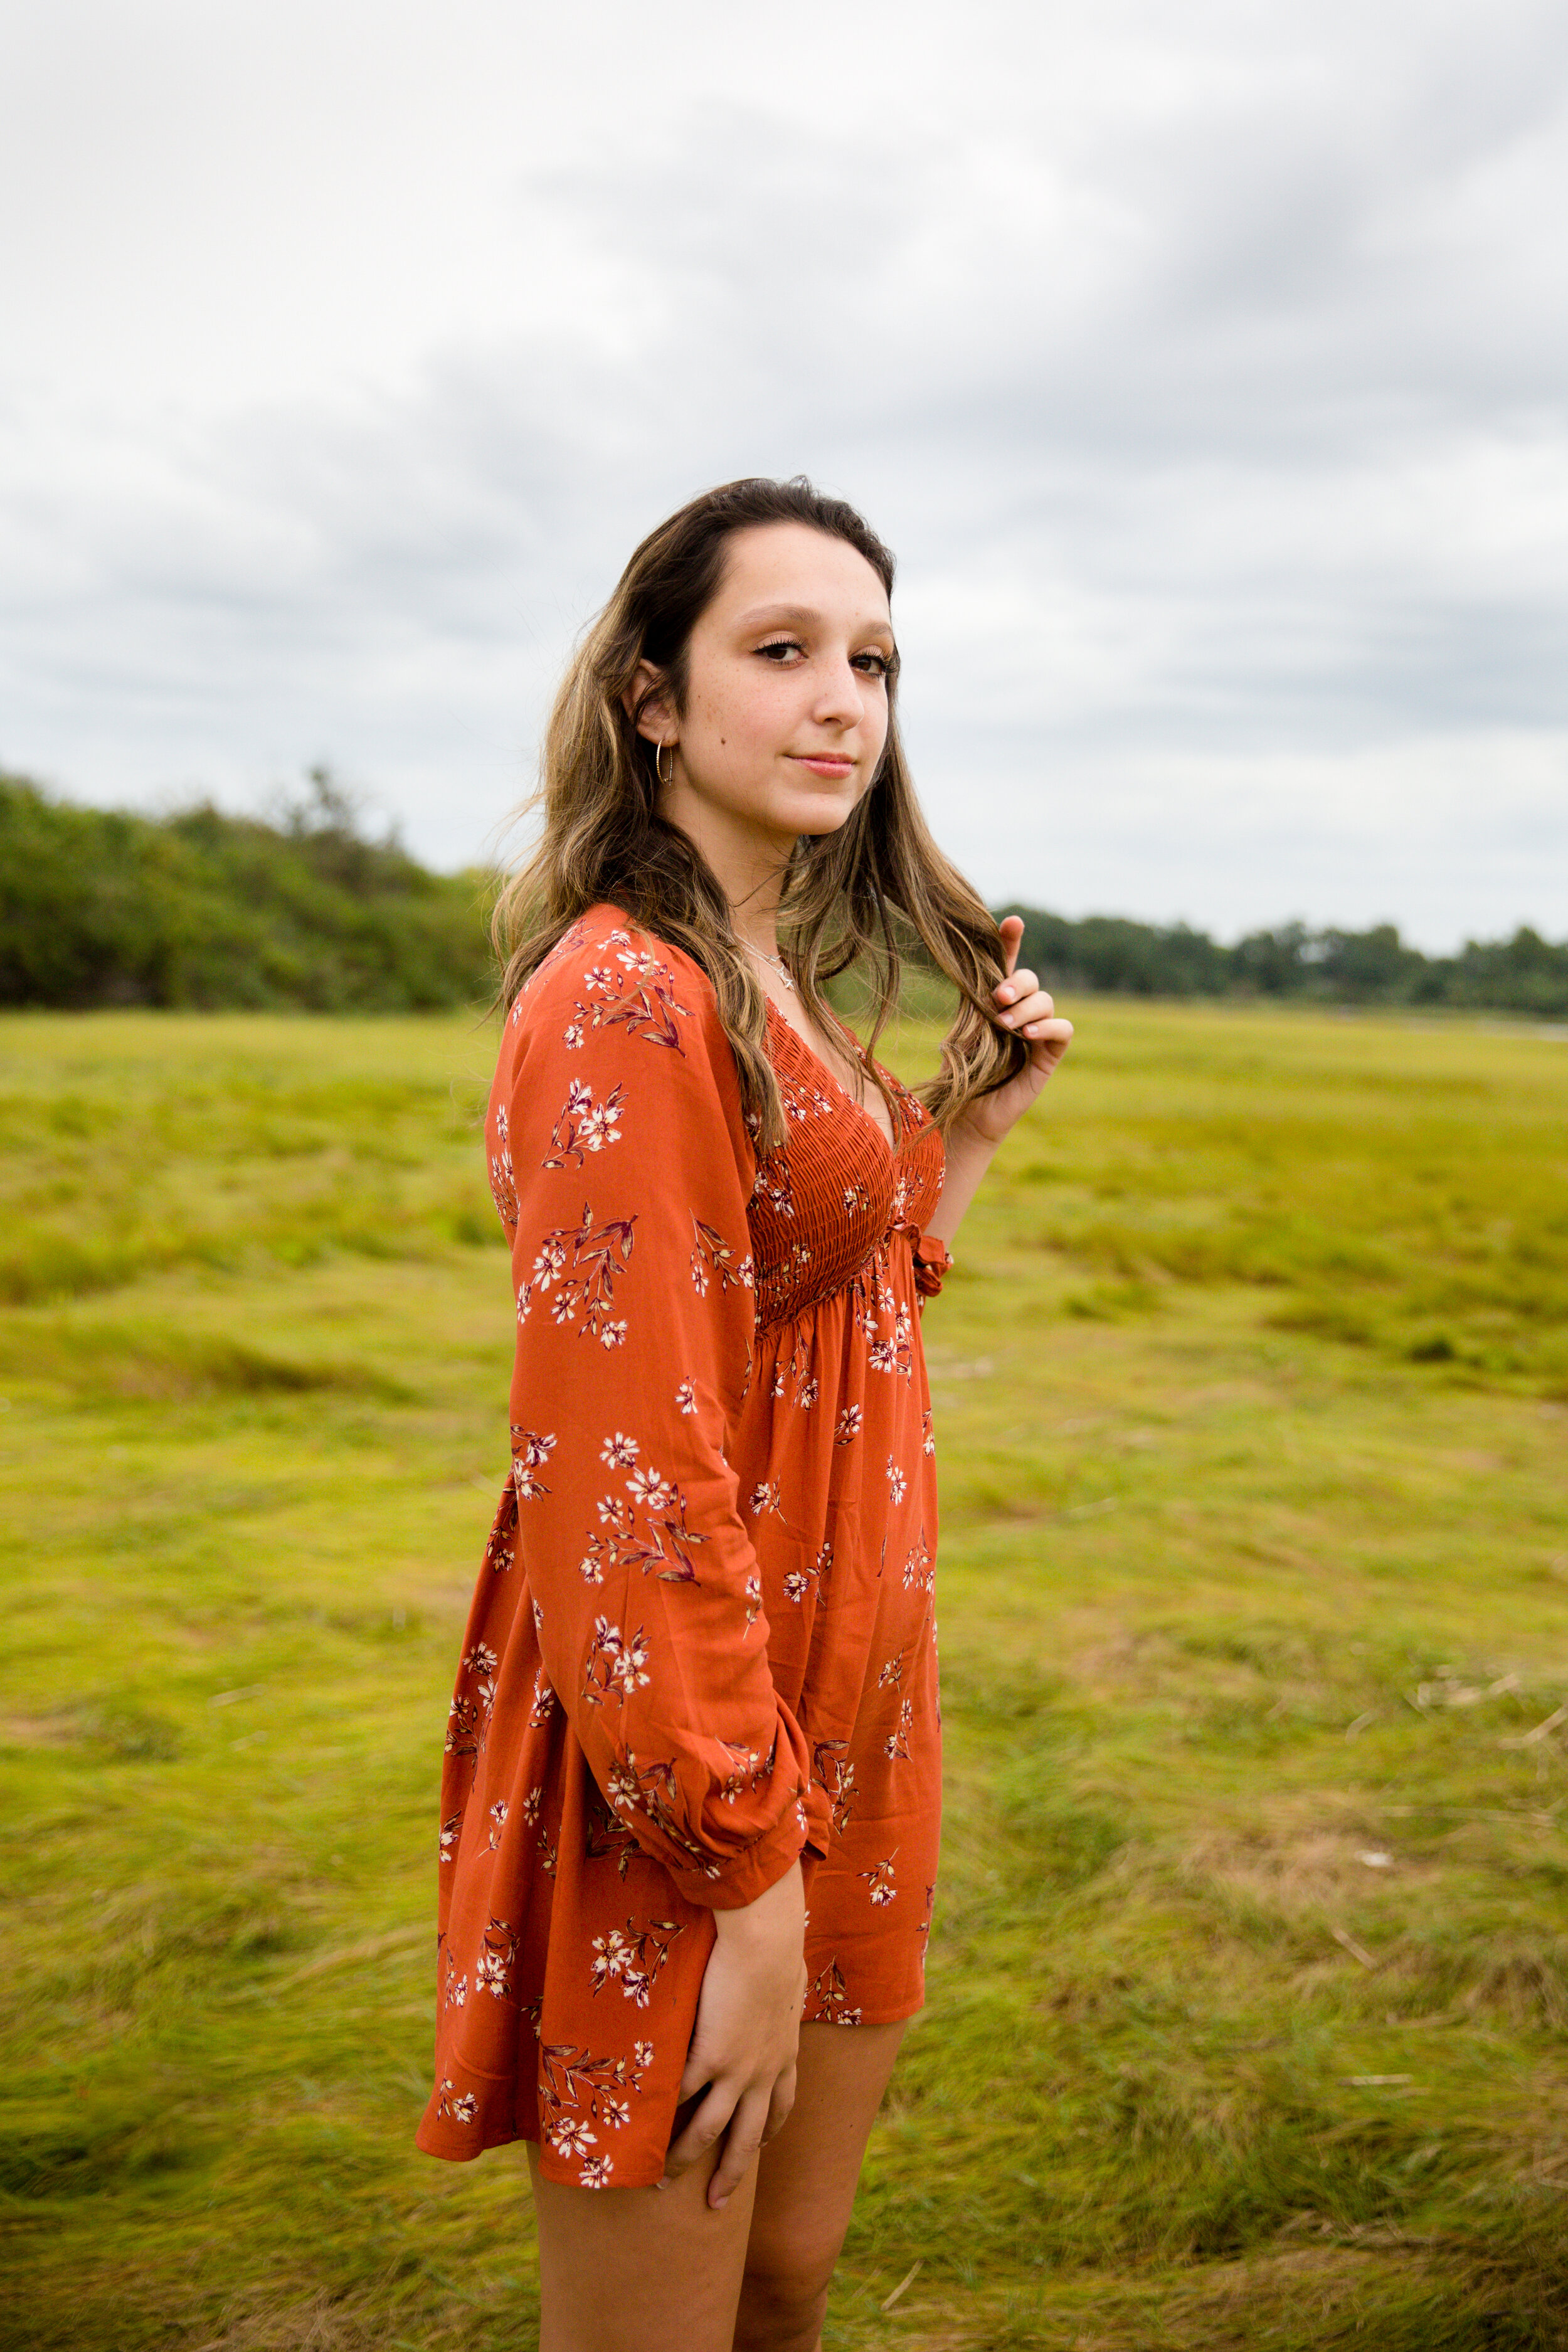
[
  {"xmin": 663, "ymin": 1860, "xmax": 807, "ymax": 2210},
  {"xmin": 963, "ymin": 913, "xmax": 1074, "ymax": 1148}
]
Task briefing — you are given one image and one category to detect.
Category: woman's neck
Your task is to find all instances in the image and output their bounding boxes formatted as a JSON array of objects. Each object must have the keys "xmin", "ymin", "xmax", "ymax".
[{"xmin": 658, "ymin": 785, "xmax": 792, "ymax": 963}]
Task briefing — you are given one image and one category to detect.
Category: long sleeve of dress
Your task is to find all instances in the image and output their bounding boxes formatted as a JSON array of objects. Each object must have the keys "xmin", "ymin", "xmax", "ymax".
[{"xmin": 489, "ymin": 916, "xmax": 812, "ymax": 1910}]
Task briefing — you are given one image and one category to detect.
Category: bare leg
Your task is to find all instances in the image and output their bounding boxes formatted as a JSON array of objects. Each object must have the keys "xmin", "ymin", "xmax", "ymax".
[
  {"xmin": 528, "ymin": 2137, "xmax": 758, "ymax": 2352},
  {"xmin": 734, "ymin": 2018, "xmax": 909, "ymax": 2352},
  {"xmin": 526, "ymin": 2019, "xmax": 908, "ymax": 2352}
]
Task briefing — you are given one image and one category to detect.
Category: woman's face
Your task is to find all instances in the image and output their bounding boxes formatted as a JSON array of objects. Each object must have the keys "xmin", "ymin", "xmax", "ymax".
[{"xmin": 638, "ymin": 520, "xmax": 896, "ymax": 861}]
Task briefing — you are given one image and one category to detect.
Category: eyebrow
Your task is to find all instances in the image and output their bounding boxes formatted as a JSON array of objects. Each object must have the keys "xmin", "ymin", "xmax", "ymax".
[{"xmin": 734, "ymin": 602, "xmax": 896, "ymax": 642}]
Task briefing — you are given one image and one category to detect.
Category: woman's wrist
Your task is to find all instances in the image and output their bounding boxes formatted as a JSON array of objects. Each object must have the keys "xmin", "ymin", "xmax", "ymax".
[
  {"xmin": 923, "ymin": 1108, "xmax": 1000, "ymax": 1244},
  {"xmin": 949, "ymin": 1120, "xmax": 987, "ymax": 1165},
  {"xmin": 712, "ymin": 1857, "xmax": 804, "ymax": 1944}
]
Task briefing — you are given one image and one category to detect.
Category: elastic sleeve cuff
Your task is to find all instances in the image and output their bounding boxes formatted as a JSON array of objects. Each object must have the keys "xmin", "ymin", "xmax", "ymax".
[
  {"xmin": 663, "ymin": 1794, "xmax": 809, "ymax": 1911},
  {"xmin": 911, "ymin": 1230, "xmax": 953, "ymax": 1296}
]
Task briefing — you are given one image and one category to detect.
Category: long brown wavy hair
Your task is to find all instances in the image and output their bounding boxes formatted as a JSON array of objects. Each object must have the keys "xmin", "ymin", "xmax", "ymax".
[{"xmin": 492, "ymin": 475, "xmax": 1026, "ymax": 1154}]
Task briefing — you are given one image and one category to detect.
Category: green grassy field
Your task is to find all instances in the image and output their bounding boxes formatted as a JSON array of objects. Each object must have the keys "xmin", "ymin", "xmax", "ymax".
[{"xmin": 1, "ymin": 1000, "xmax": 1565, "ymax": 2350}]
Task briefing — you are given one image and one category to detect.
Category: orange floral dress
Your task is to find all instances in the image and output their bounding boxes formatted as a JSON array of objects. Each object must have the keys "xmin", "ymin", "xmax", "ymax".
[{"xmin": 415, "ymin": 902, "xmax": 951, "ymax": 2190}]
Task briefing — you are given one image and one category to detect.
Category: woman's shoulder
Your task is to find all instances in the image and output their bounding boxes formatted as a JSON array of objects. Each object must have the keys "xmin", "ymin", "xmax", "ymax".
[{"xmin": 503, "ymin": 902, "xmax": 724, "ymax": 1063}]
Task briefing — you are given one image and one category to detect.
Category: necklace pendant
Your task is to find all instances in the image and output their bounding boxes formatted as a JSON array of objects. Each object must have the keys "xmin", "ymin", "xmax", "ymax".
[{"xmin": 745, "ymin": 938, "xmax": 795, "ymax": 990}]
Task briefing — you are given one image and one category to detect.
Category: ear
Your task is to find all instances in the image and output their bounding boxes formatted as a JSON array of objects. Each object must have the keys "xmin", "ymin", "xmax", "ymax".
[{"xmin": 624, "ymin": 661, "xmax": 676, "ymax": 747}]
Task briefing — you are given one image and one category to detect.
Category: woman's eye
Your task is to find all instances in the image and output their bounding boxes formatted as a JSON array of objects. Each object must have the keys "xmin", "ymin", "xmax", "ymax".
[{"xmin": 754, "ymin": 638, "xmax": 894, "ymax": 679}]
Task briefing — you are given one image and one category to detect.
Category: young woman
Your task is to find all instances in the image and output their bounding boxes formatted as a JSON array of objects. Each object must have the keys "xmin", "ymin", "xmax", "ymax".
[{"xmin": 415, "ymin": 477, "xmax": 1073, "ymax": 2352}]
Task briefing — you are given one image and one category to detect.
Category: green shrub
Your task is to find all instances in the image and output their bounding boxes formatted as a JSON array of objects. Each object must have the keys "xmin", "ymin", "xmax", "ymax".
[{"xmin": 0, "ymin": 769, "xmax": 495, "ymax": 1011}]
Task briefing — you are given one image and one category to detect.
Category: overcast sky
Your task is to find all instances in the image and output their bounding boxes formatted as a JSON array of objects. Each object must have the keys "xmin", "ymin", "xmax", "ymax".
[{"xmin": 2, "ymin": 0, "xmax": 1565, "ymax": 948}]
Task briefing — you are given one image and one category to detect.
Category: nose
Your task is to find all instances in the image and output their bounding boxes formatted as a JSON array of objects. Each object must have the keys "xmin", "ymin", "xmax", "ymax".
[{"xmin": 811, "ymin": 654, "xmax": 870, "ymax": 729}]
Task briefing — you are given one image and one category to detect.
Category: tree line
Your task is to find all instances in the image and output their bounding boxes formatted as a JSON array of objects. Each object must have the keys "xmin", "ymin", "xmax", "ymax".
[
  {"xmin": 3, "ymin": 770, "xmax": 1564, "ymax": 1015},
  {"xmin": 996, "ymin": 905, "xmax": 1568, "ymax": 1018},
  {"xmin": 0, "ymin": 770, "xmax": 494, "ymax": 1011}
]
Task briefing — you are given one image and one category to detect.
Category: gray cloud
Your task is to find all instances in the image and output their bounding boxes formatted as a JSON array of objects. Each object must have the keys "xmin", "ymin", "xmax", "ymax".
[{"xmin": 0, "ymin": 0, "xmax": 1564, "ymax": 946}]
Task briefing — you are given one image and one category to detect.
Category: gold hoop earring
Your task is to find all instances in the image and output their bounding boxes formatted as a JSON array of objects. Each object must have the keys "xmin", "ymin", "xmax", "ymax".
[{"xmin": 654, "ymin": 739, "xmax": 674, "ymax": 788}]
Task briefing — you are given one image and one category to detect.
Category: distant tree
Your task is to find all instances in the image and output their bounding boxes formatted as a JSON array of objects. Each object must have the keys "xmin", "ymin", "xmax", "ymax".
[
  {"xmin": 1451, "ymin": 926, "xmax": 1568, "ymax": 1015},
  {"xmin": 0, "ymin": 771, "xmax": 497, "ymax": 1011},
  {"xmin": 989, "ymin": 901, "xmax": 1568, "ymax": 1016}
]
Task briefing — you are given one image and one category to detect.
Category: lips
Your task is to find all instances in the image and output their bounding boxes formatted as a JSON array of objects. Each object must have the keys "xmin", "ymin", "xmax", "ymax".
[{"xmin": 790, "ymin": 755, "xmax": 856, "ymax": 776}]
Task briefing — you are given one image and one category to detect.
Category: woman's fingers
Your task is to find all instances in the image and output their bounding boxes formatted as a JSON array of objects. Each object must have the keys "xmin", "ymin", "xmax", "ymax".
[
  {"xmin": 999, "ymin": 914, "xmax": 1024, "ymax": 979},
  {"xmin": 663, "ymin": 2072, "xmax": 773, "ymax": 2205},
  {"xmin": 994, "ymin": 970, "xmax": 1074, "ymax": 1083},
  {"xmin": 760, "ymin": 2062, "xmax": 798, "ymax": 2147},
  {"xmin": 707, "ymin": 2085, "xmax": 773, "ymax": 2210},
  {"xmin": 995, "ymin": 977, "xmax": 1062, "ymax": 1037},
  {"xmin": 995, "ymin": 967, "xmax": 1044, "ymax": 1011},
  {"xmin": 676, "ymin": 2040, "xmax": 712, "ymax": 2105},
  {"xmin": 663, "ymin": 2060, "xmax": 796, "ymax": 2200},
  {"xmin": 1024, "ymin": 1019, "xmax": 1074, "ymax": 1071},
  {"xmin": 663, "ymin": 2078, "xmax": 736, "ymax": 2179}
]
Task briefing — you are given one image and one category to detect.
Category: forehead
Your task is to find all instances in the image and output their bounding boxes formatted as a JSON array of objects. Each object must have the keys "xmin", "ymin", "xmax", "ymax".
[{"xmin": 706, "ymin": 520, "xmax": 891, "ymax": 630}]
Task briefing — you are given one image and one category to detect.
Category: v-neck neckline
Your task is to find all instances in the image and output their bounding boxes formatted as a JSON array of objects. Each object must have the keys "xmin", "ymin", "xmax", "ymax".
[{"xmin": 763, "ymin": 995, "xmax": 903, "ymax": 1157}]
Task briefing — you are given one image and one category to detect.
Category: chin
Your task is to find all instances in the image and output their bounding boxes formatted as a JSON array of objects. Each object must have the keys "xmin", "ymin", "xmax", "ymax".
[{"xmin": 769, "ymin": 792, "xmax": 856, "ymax": 839}]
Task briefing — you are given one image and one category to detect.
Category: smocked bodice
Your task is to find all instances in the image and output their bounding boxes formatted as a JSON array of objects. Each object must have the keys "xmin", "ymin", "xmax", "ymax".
[{"xmin": 747, "ymin": 1000, "xmax": 946, "ymax": 1330}]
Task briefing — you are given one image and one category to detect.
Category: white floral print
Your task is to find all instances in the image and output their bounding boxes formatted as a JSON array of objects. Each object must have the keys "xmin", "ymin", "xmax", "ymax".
[
  {"xmin": 516, "ymin": 1202, "xmax": 636, "ymax": 1340},
  {"xmin": 859, "ymin": 1855, "xmax": 898, "ymax": 1906},
  {"xmin": 422, "ymin": 904, "xmax": 952, "ymax": 2188},
  {"xmin": 435, "ymin": 2077, "xmax": 479, "ymax": 2124},
  {"xmin": 588, "ymin": 1918, "xmax": 684, "ymax": 2008},
  {"xmin": 509, "ymin": 1428, "xmax": 557, "ymax": 1502},
  {"xmin": 583, "ymin": 1618, "xmax": 653, "ymax": 1707}
]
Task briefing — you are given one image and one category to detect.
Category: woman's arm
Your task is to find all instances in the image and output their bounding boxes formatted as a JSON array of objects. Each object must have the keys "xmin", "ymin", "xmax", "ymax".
[
  {"xmin": 923, "ymin": 914, "xmax": 1074, "ymax": 1248},
  {"xmin": 485, "ymin": 915, "xmax": 815, "ymax": 2205},
  {"xmin": 495, "ymin": 918, "xmax": 817, "ymax": 1909}
]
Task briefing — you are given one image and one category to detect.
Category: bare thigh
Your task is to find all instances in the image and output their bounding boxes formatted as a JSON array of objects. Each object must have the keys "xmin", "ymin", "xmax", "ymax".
[
  {"xmin": 526, "ymin": 2020, "xmax": 909, "ymax": 2352},
  {"xmin": 528, "ymin": 2136, "xmax": 758, "ymax": 2352},
  {"xmin": 735, "ymin": 2019, "xmax": 909, "ymax": 2352}
]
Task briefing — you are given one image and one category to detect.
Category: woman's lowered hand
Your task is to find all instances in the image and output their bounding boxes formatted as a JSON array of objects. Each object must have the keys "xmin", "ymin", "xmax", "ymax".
[{"xmin": 663, "ymin": 1860, "xmax": 807, "ymax": 2210}]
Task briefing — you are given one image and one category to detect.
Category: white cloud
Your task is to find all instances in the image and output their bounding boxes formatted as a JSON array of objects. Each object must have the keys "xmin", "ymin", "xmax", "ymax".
[{"xmin": 1, "ymin": 0, "xmax": 1565, "ymax": 948}]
